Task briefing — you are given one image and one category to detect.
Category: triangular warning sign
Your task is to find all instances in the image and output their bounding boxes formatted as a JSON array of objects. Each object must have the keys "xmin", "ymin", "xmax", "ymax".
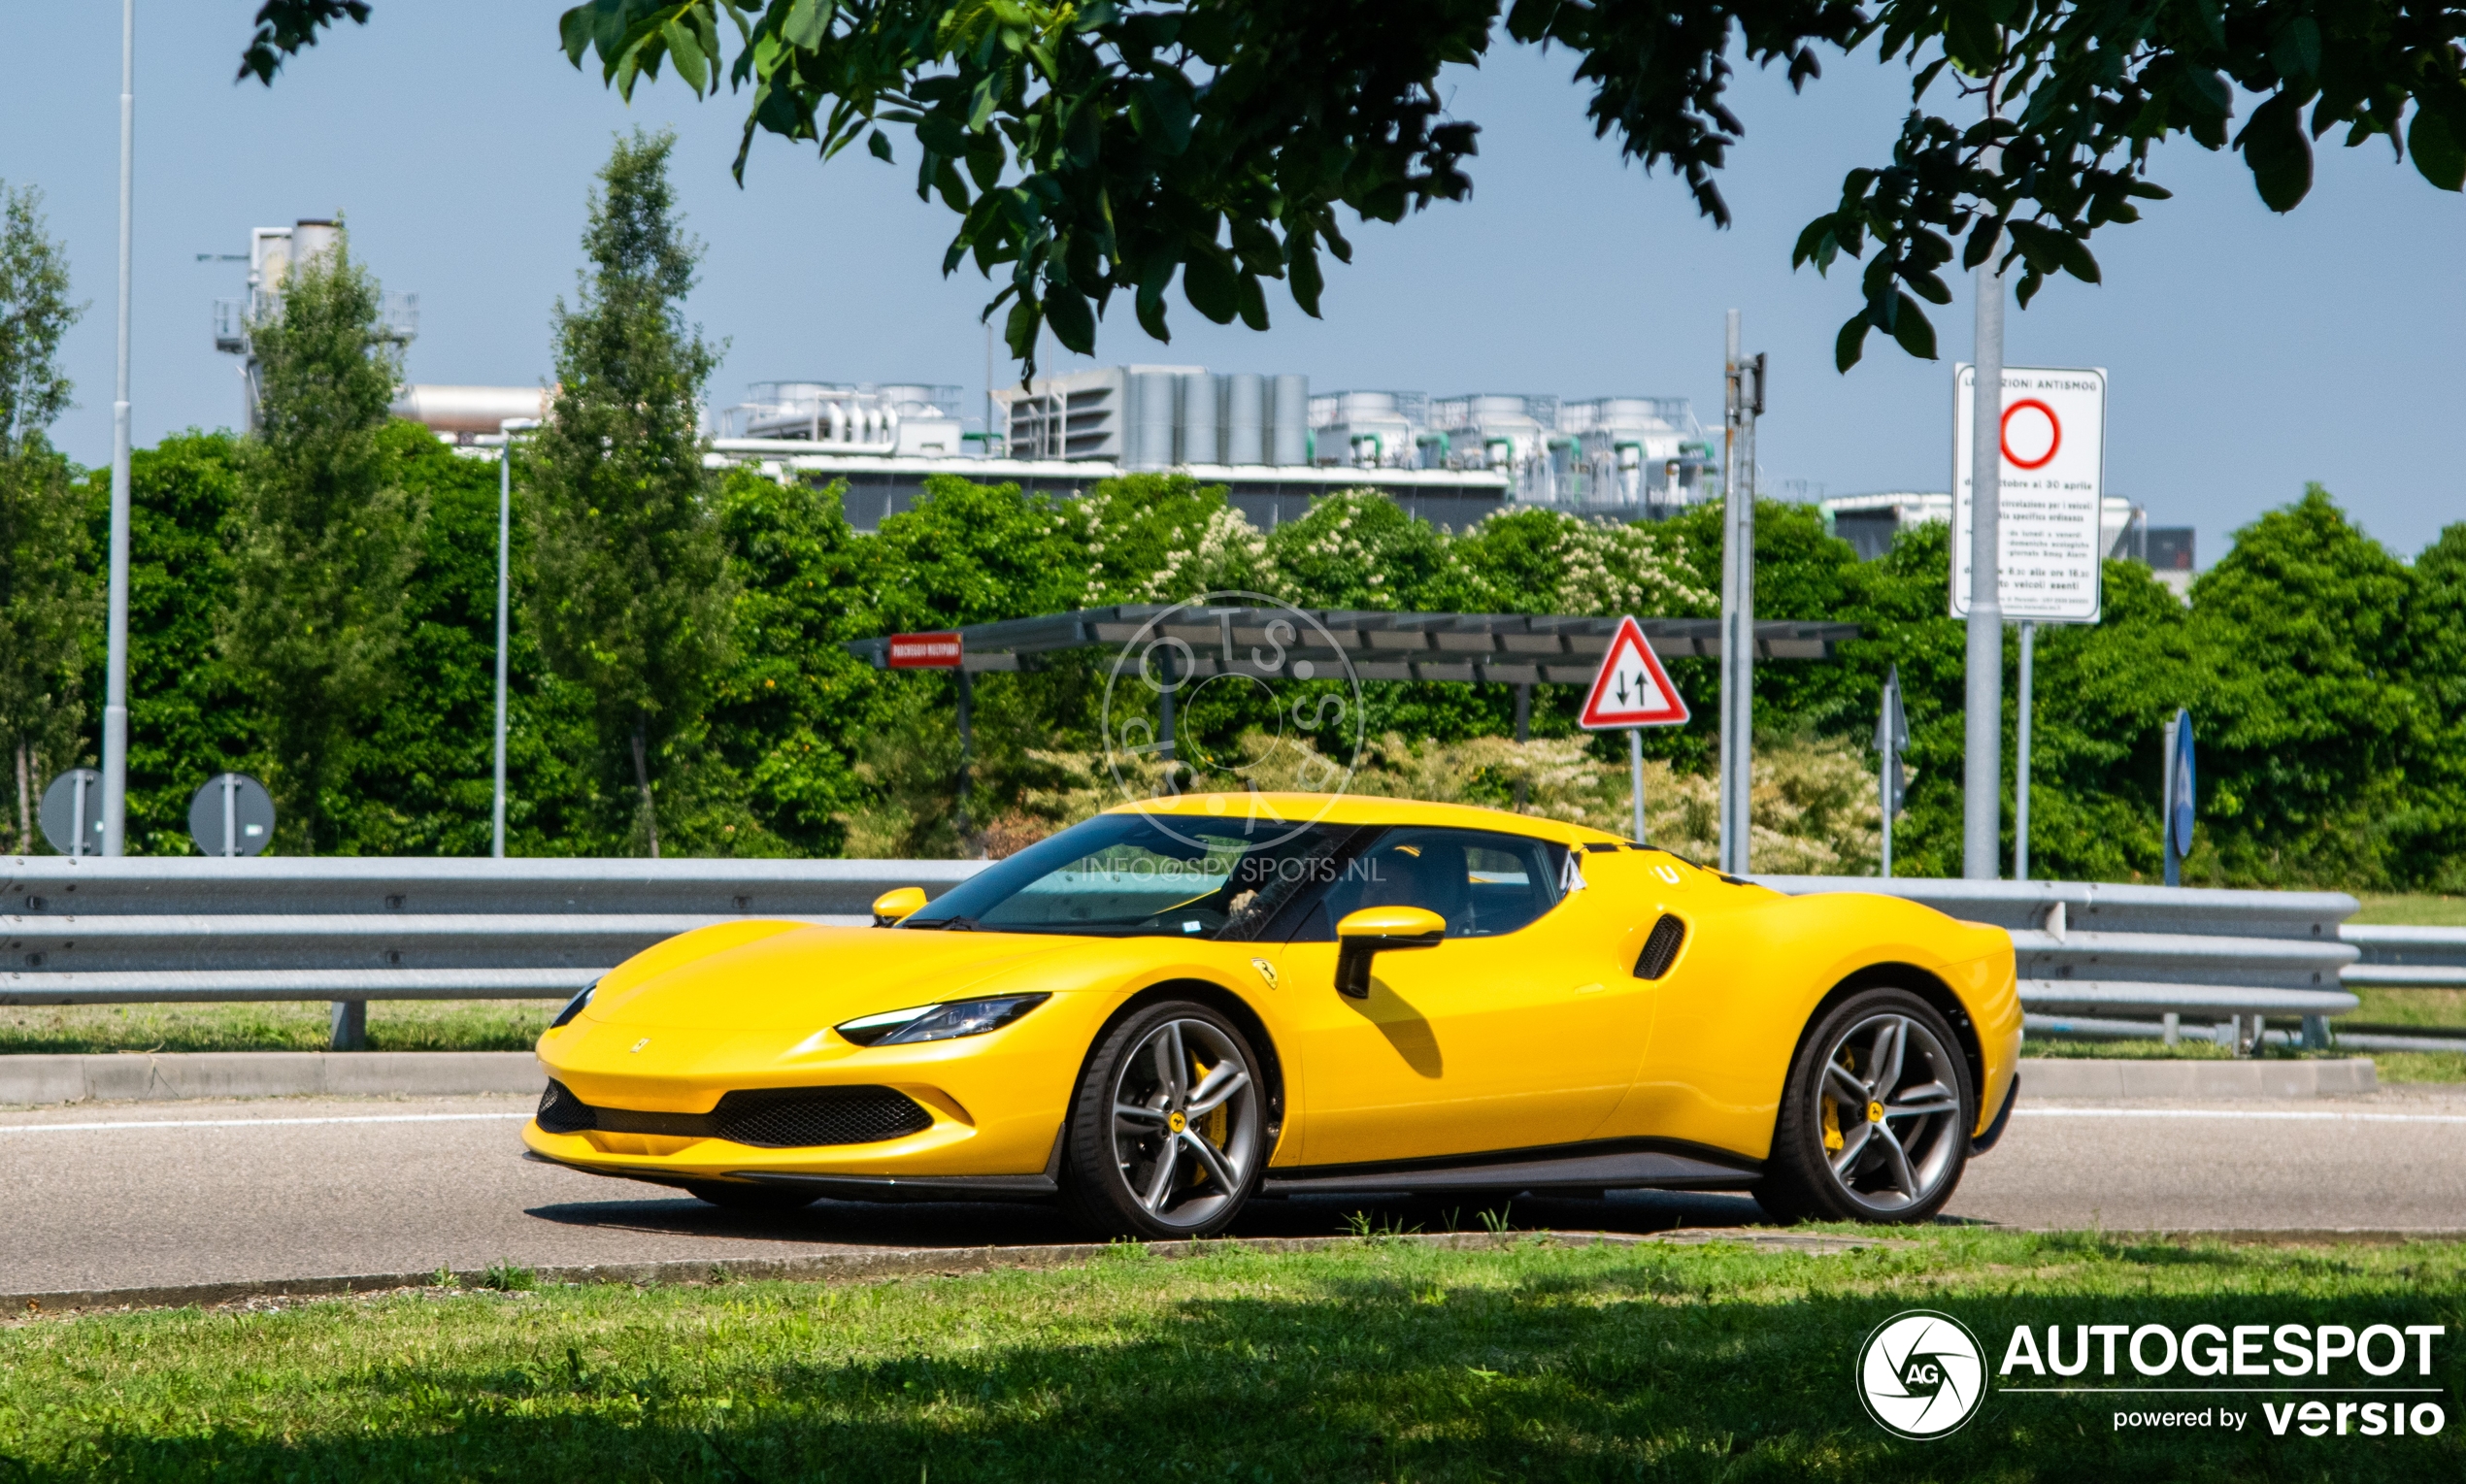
[{"xmin": 1578, "ymin": 615, "xmax": 1691, "ymax": 730}]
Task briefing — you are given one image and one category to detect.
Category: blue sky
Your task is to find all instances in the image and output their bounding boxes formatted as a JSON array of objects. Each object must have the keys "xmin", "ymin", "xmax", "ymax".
[{"xmin": 7, "ymin": 2, "xmax": 2460, "ymax": 564}]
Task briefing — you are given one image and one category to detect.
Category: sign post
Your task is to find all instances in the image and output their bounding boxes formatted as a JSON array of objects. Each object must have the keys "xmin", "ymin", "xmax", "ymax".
[
  {"xmin": 1579, "ymin": 615, "xmax": 1692, "ymax": 844},
  {"xmin": 186, "ymin": 773, "xmax": 276, "ymax": 857},
  {"xmin": 2162, "ymin": 709, "xmax": 2195, "ymax": 888},
  {"xmin": 1873, "ymin": 666, "xmax": 1910, "ymax": 878},
  {"xmin": 1953, "ymin": 363, "xmax": 2108, "ymax": 878},
  {"xmin": 39, "ymin": 769, "xmax": 105, "ymax": 858}
]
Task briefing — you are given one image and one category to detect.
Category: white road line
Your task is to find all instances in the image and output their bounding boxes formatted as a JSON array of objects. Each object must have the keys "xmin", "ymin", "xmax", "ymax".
[
  {"xmin": 2016, "ymin": 1107, "xmax": 2466, "ymax": 1125},
  {"xmin": 0, "ymin": 1112, "xmax": 535, "ymax": 1135}
]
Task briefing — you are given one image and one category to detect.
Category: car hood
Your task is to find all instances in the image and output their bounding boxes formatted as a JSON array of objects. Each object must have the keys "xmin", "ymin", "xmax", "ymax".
[{"xmin": 581, "ymin": 921, "xmax": 1104, "ymax": 1033}]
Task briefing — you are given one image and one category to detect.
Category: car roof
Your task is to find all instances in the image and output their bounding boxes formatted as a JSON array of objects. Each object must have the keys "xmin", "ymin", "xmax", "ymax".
[{"xmin": 1101, "ymin": 792, "xmax": 1625, "ymax": 846}]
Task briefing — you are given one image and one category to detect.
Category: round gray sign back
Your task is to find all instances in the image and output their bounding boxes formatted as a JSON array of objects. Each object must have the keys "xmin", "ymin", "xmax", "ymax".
[
  {"xmin": 187, "ymin": 773, "xmax": 277, "ymax": 857},
  {"xmin": 38, "ymin": 769, "xmax": 105, "ymax": 856}
]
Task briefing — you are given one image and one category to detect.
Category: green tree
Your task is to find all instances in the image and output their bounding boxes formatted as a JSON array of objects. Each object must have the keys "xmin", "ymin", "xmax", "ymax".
[
  {"xmin": 83, "ymin": 432, "xmax": 258, "ymax": 854},
  {"xmin": 708, "ymin": 472, "xmax": 877, "ymax": 856},
  {"xmin": 529, "ymin": 129, "xmax": 737, "ymax": 858},
  {"xmin": 221, "ymin": 228, "xmax": 421, "ymax": 853},
  {"xmin": 253, "ymin": 4, "xmax": 2466, "ymax": 371},
  {"xmin": 2183, "ymin": 487, "xmax": 2430, "ymax": 887},
  {"xmin": 0, "ymin": 181, "xmax": 90, "ymax": 851}
]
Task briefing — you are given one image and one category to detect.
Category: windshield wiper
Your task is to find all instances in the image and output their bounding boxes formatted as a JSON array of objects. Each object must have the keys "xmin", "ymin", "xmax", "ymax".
[{"xmin": 912, "ymin": 915, "xmax": 979, "ymax": 931}]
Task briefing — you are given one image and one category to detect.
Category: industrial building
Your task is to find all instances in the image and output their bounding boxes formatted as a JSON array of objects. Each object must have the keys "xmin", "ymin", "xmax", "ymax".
[
  {"xmin": 212, "ymin": 218, "xmax": 418, "ymax": 432},
  {"xmin": 206, "ymin": 226, "xmax": 1716, "ymax": 533},
  {"xmin": 1818, "ymin": 491, "xmax": 2196, "ymax": 597}
]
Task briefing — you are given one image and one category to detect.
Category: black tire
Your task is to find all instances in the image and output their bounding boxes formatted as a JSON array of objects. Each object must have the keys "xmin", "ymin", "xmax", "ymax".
[
  {"xmin": 684, "ymin": 1181, "xmax": 819, "ymax": 1212},
  {"xmin": 1754, "ymin": 987, "xmax": 1974, "ymax": 1225},
  {"xmin": 1058, "ymin": 999, "xmax": 1269, "ymax": 1238}
]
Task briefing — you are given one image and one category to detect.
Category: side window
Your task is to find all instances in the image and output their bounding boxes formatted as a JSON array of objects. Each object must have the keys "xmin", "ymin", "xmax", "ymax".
[{"xmin": 1302, "ymin": 827, "xmax": 1567, "ymax": 940}]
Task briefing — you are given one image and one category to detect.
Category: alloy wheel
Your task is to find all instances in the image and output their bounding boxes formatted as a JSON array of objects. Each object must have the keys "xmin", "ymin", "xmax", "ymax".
[
  {"xmin": 1108, "ymin": 1016, "xmax": 1262, "ymax": 1230},
  {"xmin": 1816, "ymin": 1011, "xmax": 1964, "ymax": 1213}
]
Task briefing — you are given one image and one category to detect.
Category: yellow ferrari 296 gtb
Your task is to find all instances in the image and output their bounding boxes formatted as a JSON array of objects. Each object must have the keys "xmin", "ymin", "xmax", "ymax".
[{"xmin": 525, "ymin": 795, "xmax": 2022, "ymax": 1235}]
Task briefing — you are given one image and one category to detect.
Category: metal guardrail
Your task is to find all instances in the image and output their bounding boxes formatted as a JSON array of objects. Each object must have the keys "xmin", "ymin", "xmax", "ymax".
[
  {"xmin": 1, "ymin": 858, "xmax": 985, "ymax": 1023},
  {"xmin": 1, "ymin": 856, "xmax": 2406, "ymax": 1056},
  {"xmin": 1753, "ymin": 876, "xmax": 2362, "ymax": 1053},
  {"xmin": 2341, "ymin": 925, "xmax": 2466, "ymax": 988}
]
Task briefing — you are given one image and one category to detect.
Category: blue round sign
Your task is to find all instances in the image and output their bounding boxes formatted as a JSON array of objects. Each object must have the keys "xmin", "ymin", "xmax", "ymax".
[{"xmin": 2169, "ymin": 709, "xmax": 2196, "ymax": 857}]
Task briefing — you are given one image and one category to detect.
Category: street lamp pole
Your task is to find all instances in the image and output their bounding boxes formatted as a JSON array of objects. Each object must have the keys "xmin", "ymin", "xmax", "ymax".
[
  {"xmin": 492, "ymin": 417, "xmax": 539, "ymax": 858},
  {"xmin": 101, "ymin": 0, "xmax": 135, "ymax": 854}
]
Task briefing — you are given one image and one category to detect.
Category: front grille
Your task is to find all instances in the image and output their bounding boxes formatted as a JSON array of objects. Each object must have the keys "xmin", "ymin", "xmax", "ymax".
[
  {"xmin": 533, "ymin": 1080, "xmax": 932, "ymax": 1147},
  {"xmin": 715, "ymin": 1088, "xmax": 936, "ymax": 1147},
  {"xmin": 1634, "ymin": 913, "xmax": 1687, "ymax": 979}
]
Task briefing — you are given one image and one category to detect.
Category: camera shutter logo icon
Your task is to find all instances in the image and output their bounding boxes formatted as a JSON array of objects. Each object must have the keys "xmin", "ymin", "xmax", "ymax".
[{"xmin": 1857, "ymin": 1310, "xmax": 1986, "ymax": 1439}]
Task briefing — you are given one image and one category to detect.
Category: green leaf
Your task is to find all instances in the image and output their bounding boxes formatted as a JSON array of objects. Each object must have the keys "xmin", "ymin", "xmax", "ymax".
[
  {"xmin": 869, "ymin": 128, "xmax": 894, "ymax": 163},
  {"xmin": 1889, "ymin": 292, "xmax": 1937, "ymax": 359},
  {"xmin": 560, "ymin": 7, "xmax": 595, "ymax": 66},
  {"xmin": 783, "ymin": 0, "xmax": 833, "ymax": 49},
  {"xmin": 1286, "ymin": 234, "xmax": 1325, "ymax": 317},
  {"xmin": 1234, "ymin": 272, "xmax": 1270, "ymax": 331},
  {"xmin": 2409, "ymin": 107, "xmax": 2466, "ymax": 192},
  {"xmin": 2238, "ymin": 92, "xmax": 2314, "ymax": 213},
  {"xmin": 1834, "ymin": 313, "xmax": 1872, "ymax": 373},
  {"xmin": 1791, "ymin": 216, "xmax": 1838, "ymax": 272},
  {"xmin": 661, "ymin": 18, "xmax": 707, "ymax": 95},
  {"xmin": 1044, "ymin": 285, "xmax": 1096, "ymax": 353},
  {"xmin": 1183, "ymin": 249, "xmax": 1239, "ymax": 324},
  {"xmin": 2177, "ymin": 68, "xmax": 2233, "ymax": 119},
  {"xmin": 2055, "ymin": 232, "xmax": 2100, "ymax": 284},
  {"xmin": 2269, "ymin": 17, "xmax": 2320, "ymax": 84},
  {"xmin": 1003, "ymin": 295, "xmax": 1041, "ymax": 364}
]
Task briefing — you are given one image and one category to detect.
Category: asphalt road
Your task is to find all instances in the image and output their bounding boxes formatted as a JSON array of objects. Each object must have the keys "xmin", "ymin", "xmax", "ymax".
[{"xmin": 6, "ymin": 1088, "xmax": 2464, "ymax": 1297}]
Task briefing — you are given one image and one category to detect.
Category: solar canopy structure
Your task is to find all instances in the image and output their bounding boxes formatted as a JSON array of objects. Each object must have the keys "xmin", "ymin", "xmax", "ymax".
[{"xmin": 846, "ymin": 606, "xmax": 1858, "ymax": 683}]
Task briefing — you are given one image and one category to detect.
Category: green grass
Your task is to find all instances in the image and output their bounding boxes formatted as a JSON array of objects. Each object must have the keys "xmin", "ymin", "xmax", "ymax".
[
  {"xmin": 3, "ymin": 1231, "xmax": 2459, "ymax": 1481},
  {"xmin": 0, "ymin": 1000, "xmax": 564, "ymax": 1055},
  {"xmin": 2352, "ymin": 894, "xmax": 2466, "ymax": 926}
]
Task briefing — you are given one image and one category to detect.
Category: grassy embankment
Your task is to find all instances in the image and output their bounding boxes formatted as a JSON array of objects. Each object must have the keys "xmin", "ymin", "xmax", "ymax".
[
  {"xmin": 0, "ymin": 1000, "xmax": 564, "ymax": 1056},
  {"xmin": 3, "ymin": 1231, "xmax": 2460, "ymax": 1481}
]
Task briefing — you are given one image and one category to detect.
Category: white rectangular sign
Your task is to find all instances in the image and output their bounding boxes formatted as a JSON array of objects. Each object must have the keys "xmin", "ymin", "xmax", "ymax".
[{"xmin": 1951, "ymin": 364, "xmax": 2107, "ymax": 623}]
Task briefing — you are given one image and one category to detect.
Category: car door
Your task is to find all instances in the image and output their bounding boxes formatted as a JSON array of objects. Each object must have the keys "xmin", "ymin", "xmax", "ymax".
[{"xmin": 1262, "ymin": 827, "xmax": 1650, "ymax": 1168}]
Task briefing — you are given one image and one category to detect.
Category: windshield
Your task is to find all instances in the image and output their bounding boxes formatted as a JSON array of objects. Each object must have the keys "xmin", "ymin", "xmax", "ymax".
[{"xmin": 902, "ymin": 814, "xmax": 1355, "ymax": 940}]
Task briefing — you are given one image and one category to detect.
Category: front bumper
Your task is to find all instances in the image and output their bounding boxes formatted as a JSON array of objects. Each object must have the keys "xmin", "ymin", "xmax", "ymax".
[{"xmin": 522, "ymin": 991, "xmax": 1106, "ymax": 1183}]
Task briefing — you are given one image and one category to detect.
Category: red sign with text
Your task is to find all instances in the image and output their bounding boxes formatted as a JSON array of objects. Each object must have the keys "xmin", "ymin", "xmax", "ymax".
[{"xmin": 886, "ymin": 632, "xmax": 964, "ymax": 669}]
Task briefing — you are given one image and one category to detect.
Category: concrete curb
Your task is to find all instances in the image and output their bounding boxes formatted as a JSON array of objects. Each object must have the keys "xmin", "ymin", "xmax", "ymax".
[
  {"xmin": 0, "ymin": 1227, "xmax": 1888, "ymax": 1317},
  {"xmin": 0, "ymin": 1050, "xmax": 541, "ymax": 1106},
  {"xmin": 2018, "ymin": 1056, "xmax": 2377, "ymax": 1099}
]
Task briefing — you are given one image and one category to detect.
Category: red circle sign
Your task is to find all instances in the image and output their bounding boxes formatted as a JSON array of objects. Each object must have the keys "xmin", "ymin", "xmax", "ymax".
[{"xmin": 2001, "ymin": 399, "xmax": 2061, "ymax": 470}]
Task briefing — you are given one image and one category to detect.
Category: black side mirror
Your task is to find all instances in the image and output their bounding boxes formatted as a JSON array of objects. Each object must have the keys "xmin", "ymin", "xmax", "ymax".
[{"xmin": 1334, "ymin": 907, "xmax": 1447, "ymax": 1000}]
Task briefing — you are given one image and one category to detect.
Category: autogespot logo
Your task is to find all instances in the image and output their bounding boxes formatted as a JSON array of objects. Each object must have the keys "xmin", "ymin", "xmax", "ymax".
[{"xmin": 1858, "ymin": 1310, "xmax": 1988, "ymax": 1439}]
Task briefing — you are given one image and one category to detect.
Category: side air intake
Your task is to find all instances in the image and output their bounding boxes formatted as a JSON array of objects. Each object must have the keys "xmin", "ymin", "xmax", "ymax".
[{"xmin": 1634, "ymin": 913, "xmax": 1687, "ymax": 979}]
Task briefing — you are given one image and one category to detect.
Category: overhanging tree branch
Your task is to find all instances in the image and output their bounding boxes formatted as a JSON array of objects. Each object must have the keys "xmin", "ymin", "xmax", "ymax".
[{"xmin": 238, "ymin": 0, "xmax": 2466, "ymax": 375}]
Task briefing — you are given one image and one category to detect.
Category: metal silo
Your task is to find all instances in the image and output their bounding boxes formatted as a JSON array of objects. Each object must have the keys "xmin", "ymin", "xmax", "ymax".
[
  {"xmin": 1270, "ymin": 374, "xmax": 1310, "ymax": 465},
  {"xmin": 1224, "ymin": 373, "xmax": 1266, "ymax": 464},
  {"xmin": 1180, "ymin": 370, "xmax": 1218, "ymax": 465}
]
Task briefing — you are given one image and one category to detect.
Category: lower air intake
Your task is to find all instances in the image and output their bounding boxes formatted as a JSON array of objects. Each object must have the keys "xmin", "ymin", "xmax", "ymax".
[
  {"xmin": 532, "ymin": 1080, "xmax": 932, "ymax": 1147},
  {"xmin": 711, "ymin": 1087, "xmax": 935, "ymax": 1148},
  {"xmin": 536, "ymin": 1079, "xmax": 596, "ymax": 1134}
]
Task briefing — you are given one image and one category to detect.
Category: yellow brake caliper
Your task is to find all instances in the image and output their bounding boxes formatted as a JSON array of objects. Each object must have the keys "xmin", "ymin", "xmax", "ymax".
[{"xmin": 1821, "ymin": 1088, "xmax": 1844, "ymax": 1152}]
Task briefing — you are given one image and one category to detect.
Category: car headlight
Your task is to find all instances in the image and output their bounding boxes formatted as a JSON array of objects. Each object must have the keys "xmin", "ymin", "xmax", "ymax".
[
  {"xmin": 834, "ymin": 993, "xmax": 1050, "ymax": 1047},
  {"xmin": 550, "ymin": 980, "xmax": 597, "ymax": 1029}
]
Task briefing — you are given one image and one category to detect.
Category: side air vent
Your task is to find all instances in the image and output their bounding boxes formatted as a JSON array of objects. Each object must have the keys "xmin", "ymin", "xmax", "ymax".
[{"xmin": 1634, "ymin": 913, "xmax": 1687, "ymax": 979}]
